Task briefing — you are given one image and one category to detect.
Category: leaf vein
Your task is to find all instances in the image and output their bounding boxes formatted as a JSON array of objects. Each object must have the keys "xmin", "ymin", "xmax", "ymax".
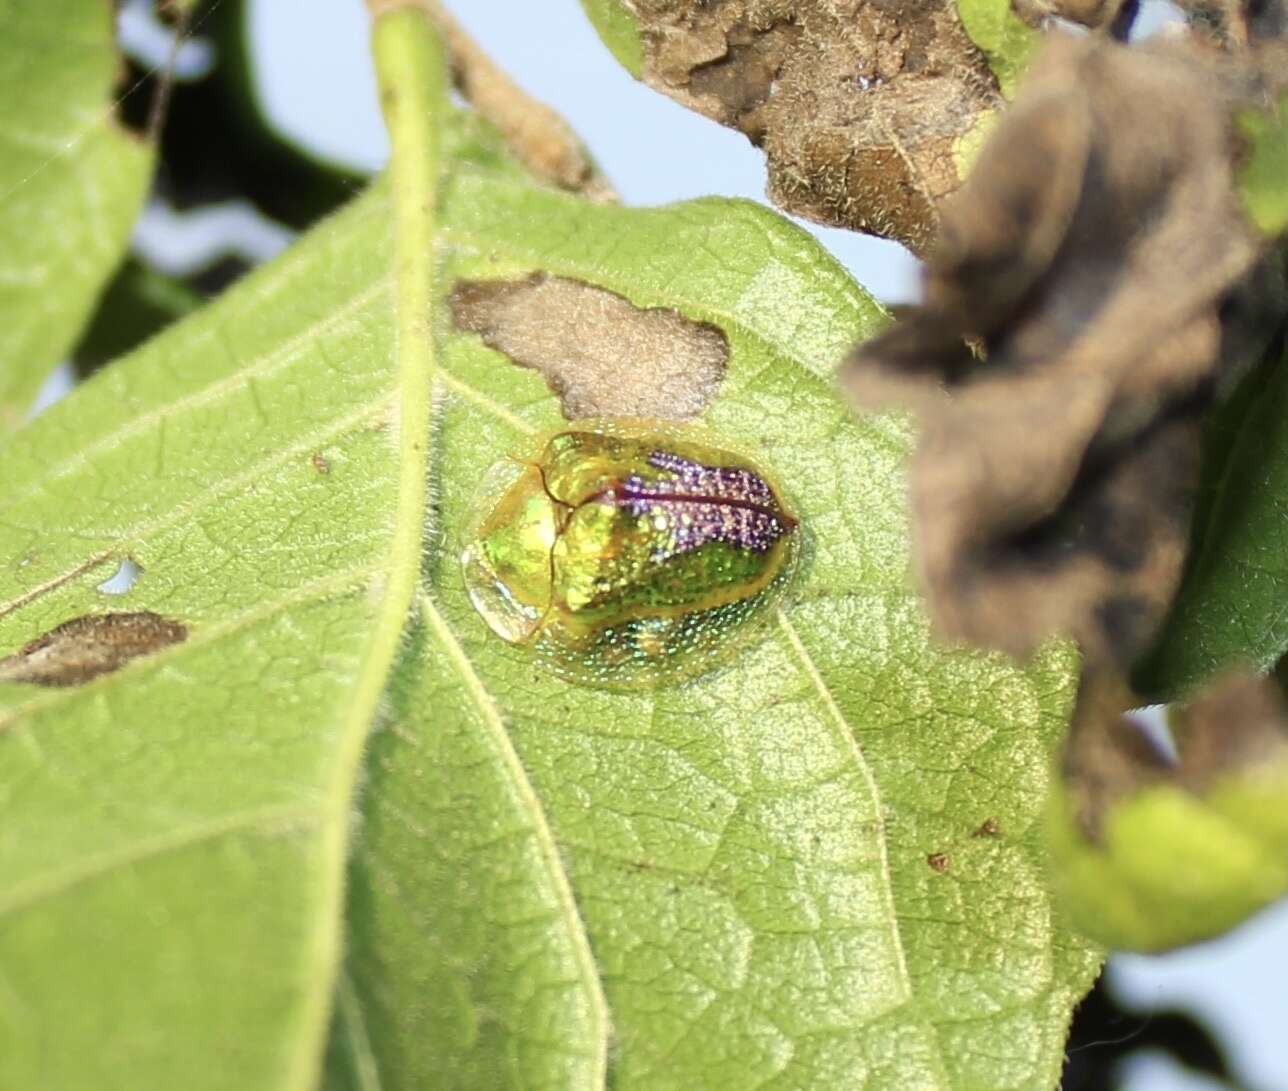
[
  {"xmin": 0, "ymin": 393, "xmax": 394, "ymax": 622},
  {"xmin": 0, "ymin": 803, "xmax": 319, "ymax": 921},
  {"xmin": 0, "ymin": 277, "xmax": 394, "ymax": 514},
  {"xmin": 419, "ymin": 592, "xmax": 610, "ymax": 1088}
]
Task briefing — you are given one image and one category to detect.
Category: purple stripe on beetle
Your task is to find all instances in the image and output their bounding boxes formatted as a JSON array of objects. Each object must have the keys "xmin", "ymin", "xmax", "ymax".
[{"xmin": 606, "ymin": 451, "xmax": 793, "ymax": 556}]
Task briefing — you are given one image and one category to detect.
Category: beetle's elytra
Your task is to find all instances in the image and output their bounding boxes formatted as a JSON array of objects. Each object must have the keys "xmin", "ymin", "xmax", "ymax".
[{"xmin": 461, "ymin": 420, "xmax": 800, "ymax": 689}]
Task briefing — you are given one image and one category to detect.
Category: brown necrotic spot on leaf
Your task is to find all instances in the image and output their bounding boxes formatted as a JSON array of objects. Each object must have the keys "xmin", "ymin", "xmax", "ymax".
[
  {"xmin": 973, "ymin": 816, "xmax": 1001, "ymax": 837},
  {"xmin": 449, "ymin": 272, "xmax": 729, "ymax": 421},
  {"xmin": 1063, "ymin": 671, "xmax": 1288, "ymax": 839},
  {"xmin": 845, "ymin": 36, "xmax": 1275, "ymax": 666},
  {"xmin": 625, "ymin": 0, "xmax": 1003, "ymax": 251},
  {"xmin": 0, "ymin": 611, "xmax": 188, "ymax": 688}
]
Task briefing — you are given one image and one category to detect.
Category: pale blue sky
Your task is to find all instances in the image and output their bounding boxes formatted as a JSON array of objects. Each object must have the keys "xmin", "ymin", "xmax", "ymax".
[
  {"xmin": 139, "ymin": 3, "xmax": 1288, "ymax": 1088},
  {"xmin": 247, "ymin": 0, "xmax": 922, "ymax": 301}
]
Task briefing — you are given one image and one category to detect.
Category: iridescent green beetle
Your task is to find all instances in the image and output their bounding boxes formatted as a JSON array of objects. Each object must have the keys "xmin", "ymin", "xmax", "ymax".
[{"xmin": 461, "ymin": 420, "xmax": 800, "ymax": 689}]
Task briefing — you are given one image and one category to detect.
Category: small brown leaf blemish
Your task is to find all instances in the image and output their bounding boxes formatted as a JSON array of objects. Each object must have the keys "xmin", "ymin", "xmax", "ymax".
[
  {"xmin": 311, "ymin": 452, "xmax": 331, "ymax": 475},
  {"xmin": 449, "ymin": 272, "xmax": 728, "ymax": 422},
  {"xmin": 927, "ymin": 851, "xmax": 951, "ymax": 873},
  {"xmin": 972, "ymin": 817, "xmax": 1001, "ymax": 838},
  {"xmin": 0, "ymin": 611, "xmax": 188, "ymax": 688}
]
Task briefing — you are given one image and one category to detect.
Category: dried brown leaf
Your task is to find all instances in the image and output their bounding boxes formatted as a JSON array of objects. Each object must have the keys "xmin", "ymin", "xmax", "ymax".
[
  {"xmin": 1061, "ymin": 674, "xmax": 1176, "ymax": 838},
  {"xmin": 845, "ymin": 35, "xmax": 1276, "ymax": 665},
  {"xmin": 625, "ymin": 0, "xmax": 1002, "ymax": 251},
  {"xmin": 1171, "ymin": 671, "xmax": 1288, "ymax": 783},
  {"xmin": 1013, "ymin": 0, "xmax": 1130, "ymax": 31},
  {"xmin": 449, "ymin": 272, "xmax": 729, "ymax": 420},
  {"xmin": 0, "ymin": 611, "xmax": 188, "ymax": 688},
  {"xmin": 1063, "ymin": 670, "xmax": 1288, "ymax": 838},
  {"xmin": 372, "ymin": 0, "xmax": 615, "ymax": 199},
  {"xmin": 425, "ymin": 0, "xmax": 616, "ymax": 200}
]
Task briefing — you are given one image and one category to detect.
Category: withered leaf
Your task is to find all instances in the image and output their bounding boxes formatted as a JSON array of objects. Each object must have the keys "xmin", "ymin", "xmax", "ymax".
[
  {"xmin": 1060, "ymin": 673, "xmax": 1178, "ymax": 840},
  {"xmin": 845, "ymin": 35, "xmax": 1276, "ymax": 666},
  {"xmin": 1174, "ymin": 0, "xmax": 1288, "ymax": 48},
  {"xmin": 1053, "ymin": 668, "xmax": 1288, "ymax": 949},
  {"xmin": 425, "ymin": 0, "xmax": 617, "ymax": 201},
  {"xmin": 1013, "ymin": 0, "xmax": 1131, "ymax": 32},
  {"xmin": 0, "ymin": 611, "xmax": 188, "ymax": 688},
  {"xmin": 449, "ymin": 272, "xmax": 729, "ymax": 420},
  {"xmin": 622, "ymin": 0, "xmax": 1005, "ymax": 251},
  {"xmin": 1062, "ymin": 670, "xmax": 1288, "ymax": 840}
]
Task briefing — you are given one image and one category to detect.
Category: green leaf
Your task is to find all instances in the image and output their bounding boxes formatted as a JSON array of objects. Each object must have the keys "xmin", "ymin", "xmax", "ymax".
[
  {"xmin": 0, "ymin": 0, "xmax": 153, "ymax": 431},
  {"xmin": 330, "ymin": 179, "xmax": 1099, "ymax": 1087},
  {"xmin": 0, "ymin": 171, "xmax": 396, "ymax": 1091},
  {"xmin": 1049, "ymin": 769, "xmax": 1288, "ymax": 952},
  {"xmin": 1, "ymin": 16, "xmax": 1096, "ymax": 1091},
  {"xmin": 1134, "ymin": 340, "xmax": 1288, "ymax": 700},
  {"xmin": 579, "ymin": 0, "xmax": 645, "ymax": 78},
  {"xmin": 1237, "ymin": 95, "xmax": 1288, "ymax": 238},
  {"xmin": 0, "ymin": 9, "xmax": 452, "ymax": 1086},
  {"xmin": 955, "ymin": 0, "xmax": 1037, "ymax": 98}
]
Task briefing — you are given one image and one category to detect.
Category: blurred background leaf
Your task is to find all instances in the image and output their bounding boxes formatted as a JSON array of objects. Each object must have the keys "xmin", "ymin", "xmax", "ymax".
[
  {"xmin": 1135, "ymin": 336, "xmax": 1288, "ymax": 700},
  {"xmin": 0, "ymin": 0, "xmax": 154, "ymax": 431}
]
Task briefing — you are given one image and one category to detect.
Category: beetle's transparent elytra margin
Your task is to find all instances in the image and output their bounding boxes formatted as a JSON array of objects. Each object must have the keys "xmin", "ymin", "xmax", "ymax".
[{"xmin": 461, "ymin": 419, "xmax": 801, "ymax": 689}]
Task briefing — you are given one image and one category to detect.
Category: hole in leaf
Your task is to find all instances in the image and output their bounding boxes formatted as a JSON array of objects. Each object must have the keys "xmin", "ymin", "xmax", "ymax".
[
  {"xmin": 1131, "ymin": 0, "xmax": 1187, "ymax": 39},
  {"xmin": 27, "ymin": 362, "xmax": 76, "ymax": 422},
  {"xmin": 97, "ymin": 557, "xmax": 142, "ymax": 596}
]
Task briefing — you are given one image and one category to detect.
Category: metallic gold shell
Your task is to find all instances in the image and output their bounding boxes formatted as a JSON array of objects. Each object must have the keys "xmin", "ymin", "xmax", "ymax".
[{"xmin": 461, "ymin": 420, "xmax": 800, "ymax": 688}]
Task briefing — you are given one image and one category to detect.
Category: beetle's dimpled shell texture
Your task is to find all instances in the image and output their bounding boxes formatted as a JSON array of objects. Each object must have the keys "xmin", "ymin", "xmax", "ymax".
[{"xmin": 461, "ymin": 421, "xmax": 800, "ymax": 689}]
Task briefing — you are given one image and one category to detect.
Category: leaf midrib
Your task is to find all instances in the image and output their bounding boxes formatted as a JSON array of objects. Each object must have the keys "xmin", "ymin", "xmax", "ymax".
[
  {"xmin": 334, "ymin": 972, "xmax": 385, "ymax": 1091},
  {"xmin": 289, "ymin": 13, "xmax": 448, "ymax": 1091}
]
